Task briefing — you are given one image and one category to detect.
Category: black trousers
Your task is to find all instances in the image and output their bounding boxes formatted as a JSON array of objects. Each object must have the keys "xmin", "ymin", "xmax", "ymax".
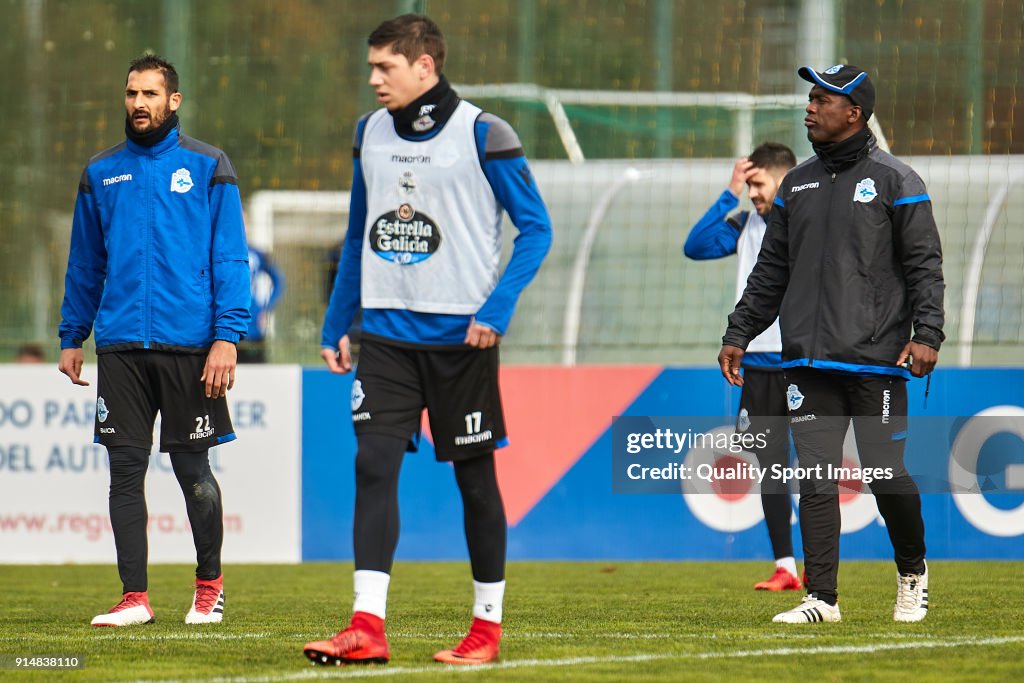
[{"xmin": 785, "ymin": 368, "xmax": 925, "ymax": 602}]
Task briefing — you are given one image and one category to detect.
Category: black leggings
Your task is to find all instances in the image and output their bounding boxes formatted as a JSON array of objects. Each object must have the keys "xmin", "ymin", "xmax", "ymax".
[
  {"xmin": 353, "ymin": 433, "xmax": 507, "ymax": 582},
  {"xmin": 108, "ymin": 446, "xmax": 223, "ymax": 593}
]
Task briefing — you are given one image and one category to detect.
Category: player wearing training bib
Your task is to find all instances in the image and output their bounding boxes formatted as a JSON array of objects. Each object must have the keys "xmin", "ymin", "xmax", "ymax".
[
  {"xmin": 306, "ymin": 14, "xmax": 552, "ymax": 667},
  {"xmin": 685, "ymin": 142, "xmax": 800, "ymax": 593}
]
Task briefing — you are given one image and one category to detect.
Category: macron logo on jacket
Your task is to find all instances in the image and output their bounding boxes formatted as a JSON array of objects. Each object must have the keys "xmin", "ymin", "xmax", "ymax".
[
  {"xmin": 102, "ymin": 173, "xmax": 133, "ymax": 187},
  {"xmin": 791, "ymin": 181, "xmax": 819, "ymax": 193}
]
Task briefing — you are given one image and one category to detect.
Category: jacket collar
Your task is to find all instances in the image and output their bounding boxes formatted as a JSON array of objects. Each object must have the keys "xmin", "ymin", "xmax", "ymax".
[
  {"xmin": 389, "ymin": 75, "xmax": 460, "ymax": 140},
  {"xmin": 813, "ymin": 126, "xmax": 874, "ymax": 174},
  {"xmin": 126, "ymin": 122, "xmax": 181, "ymax": 157}
]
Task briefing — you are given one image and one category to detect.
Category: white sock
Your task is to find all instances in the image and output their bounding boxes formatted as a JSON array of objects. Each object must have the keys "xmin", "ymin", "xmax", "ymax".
[
  {"xmin": 352, "ymin": 570, "xmax": 390, "ymax": 619},
  {"xmin": 472, "ymin": 580, "xmax": 505, "ymax": 624},
  {"xmin": 776, "ymin": 557, "xmax": 798, "ymax": 577}
]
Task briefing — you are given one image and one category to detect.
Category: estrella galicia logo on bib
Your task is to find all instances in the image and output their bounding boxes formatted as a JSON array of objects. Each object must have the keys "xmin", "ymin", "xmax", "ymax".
[
  {"xmin": 97, "ymin": 397, "xmax": 110, "ymax": 423},
  {"xmin": 786, "ymin": 384, "xmax": 805, "ymax": 411},
  {"xmin": 370, "ymin": 203, "xmax": 442, "ymax": 265}
]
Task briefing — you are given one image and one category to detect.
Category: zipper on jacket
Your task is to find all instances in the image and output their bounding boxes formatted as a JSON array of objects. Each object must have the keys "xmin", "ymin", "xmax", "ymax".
[
  {"xmin": 144, "ymin": 154, "xmax": 152, "ymax": 348},
  {"xmin": 808, "ymin": 171, "xmax": 838, "ymax": 366},
  {"xmin": 870, "ymin": 281, "xmax": 881, "ymax": 343}
]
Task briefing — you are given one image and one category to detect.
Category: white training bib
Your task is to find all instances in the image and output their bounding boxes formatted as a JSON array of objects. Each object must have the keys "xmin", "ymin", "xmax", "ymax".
[
  {"xmin": 736, "ymin": 210, "xmax": 782, "ymax": 353},
  {"xmin": 359, "ymin": 101, "xmax": 503, "ymax": 314}
]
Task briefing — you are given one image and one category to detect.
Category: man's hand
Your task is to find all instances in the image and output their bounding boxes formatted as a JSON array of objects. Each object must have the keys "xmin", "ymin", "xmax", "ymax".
[
  {"xmin": 718, "ymin": 344, "xmax": 745, "ymax": 386},
  {"xmin": 58, "ymin": 348, "xmax": 90, "ymax": 386},
  {"xmin": 321, "ymin": 335, "xmax": 353, "ymax": 374},
  {"xmin": 202, "ymin": 340, "xmax": 237, "ymax": 399},
  {"xmin": 729, "ymin": 158, "xmax": 758, "ymax": 198},
  {"xmin": 896, "ymin": 341, "xmax": 938, "ymax": 378},
  {"xmin": 464, "ymin": 319, "xmax": 500, "ymax": 349}
]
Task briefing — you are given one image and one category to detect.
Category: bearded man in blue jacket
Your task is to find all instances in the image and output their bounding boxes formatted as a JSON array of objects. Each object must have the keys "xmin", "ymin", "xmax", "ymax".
[{"xmin": 58, "ymin": 54, "xmax": 250, "ymax": 628}]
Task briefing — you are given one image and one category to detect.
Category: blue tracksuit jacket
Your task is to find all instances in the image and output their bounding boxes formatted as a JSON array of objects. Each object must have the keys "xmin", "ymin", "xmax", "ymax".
[{"xmin": 59, "ymin": 125, "xmax": 250, "ymax": 353}]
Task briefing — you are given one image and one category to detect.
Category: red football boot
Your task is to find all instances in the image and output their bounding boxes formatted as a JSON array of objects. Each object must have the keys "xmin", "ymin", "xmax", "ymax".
[
  {"xmin": 754, "ymin": 567, "xmax": 803, "ymax": 591},
  {"xmin": 186, "ymin": 575, "xmax": 224, "ymax": 624},
  {"xmin": 303, "ymin": 612, "xmax": 389, "ymax": 666},
  {"xmin": 434, "ymin": 618, "xmax": 501, "ymax": 665},
  {"xmin": 91, "ymin": 591, "xmax": 155, "ymax": 627}
]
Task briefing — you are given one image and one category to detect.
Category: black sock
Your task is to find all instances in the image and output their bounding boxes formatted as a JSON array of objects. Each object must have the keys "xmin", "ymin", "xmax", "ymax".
[
  {"xmin": 811, "ymin": 591, "xmax": 838, "ymax": 606},
  {"xmin": 762, "ymin": 493, "xmax": 794, "ymax": 560}
]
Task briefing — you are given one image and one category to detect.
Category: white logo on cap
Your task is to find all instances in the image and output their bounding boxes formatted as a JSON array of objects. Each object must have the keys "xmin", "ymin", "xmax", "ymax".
[{"xmin": 825, "ymin": 64, "xmax": 844, "ymax": 75}]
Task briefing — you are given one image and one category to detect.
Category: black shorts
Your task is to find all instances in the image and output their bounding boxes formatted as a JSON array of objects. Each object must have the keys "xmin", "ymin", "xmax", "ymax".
[
  {"xmin": 95, "ymin": 350, "xmax": 235, "ymax": 452},
  {"xmin": 738, "ymin": 368, "xmax": 791, "ymax": 493},
  {"xmin": 351, "ymin": 336, "xmax": 506, "ymax": 461}
]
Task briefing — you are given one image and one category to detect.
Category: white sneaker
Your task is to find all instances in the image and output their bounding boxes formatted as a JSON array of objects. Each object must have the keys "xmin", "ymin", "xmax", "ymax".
[
  {"xmin": 772, "ymin": 594, "xmax": 842, "ymax": 623},
  {"xmin": 91, "ymin": 591, "xmax": 155, "ymax": 627},
  {"xmin": 894, "ymin": 562, "xmax": 928, "ymax": 622},
  {"xmin": 185, "ymin": 575, "xmax": 225, "ymax": 624}
]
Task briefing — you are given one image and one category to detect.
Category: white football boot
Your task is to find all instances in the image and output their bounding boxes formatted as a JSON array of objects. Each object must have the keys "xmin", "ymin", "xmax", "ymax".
[
  {"xmin": 773, "ymin": 594, "xmax": 842, "ymax": 624},
  {"xmin": 893, "ymin": 562, "xmax": 929, "ymax": 623}
]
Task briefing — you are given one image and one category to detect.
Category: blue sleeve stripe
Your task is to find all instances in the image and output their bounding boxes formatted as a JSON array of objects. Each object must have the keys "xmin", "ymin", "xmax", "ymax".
[
  {"xmin": 894, "ymin": 194, "xmax": 930, "ymax": 206},
  {"xmin": 774, "ymin": 196, "xmax": 785, "ymax": 207}
]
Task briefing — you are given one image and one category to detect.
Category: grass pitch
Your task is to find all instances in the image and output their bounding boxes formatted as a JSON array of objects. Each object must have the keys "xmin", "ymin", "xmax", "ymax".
[{"xmin": 2, "ymin": 561, "xmax": 1023, "ymax": 681}]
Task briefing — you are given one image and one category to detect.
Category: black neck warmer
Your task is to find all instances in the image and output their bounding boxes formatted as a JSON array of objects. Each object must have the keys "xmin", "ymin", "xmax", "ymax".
[
  {"xmin": 125, "ymin": 111, "xmax": 179, "ymax": 148},
  {"xmin": 390, "ymin": 75, "xmax": 460, "ymax": 137},
  {"xmin": 813, "ymin": 125, "xmax": 873, "ymax": 174}
]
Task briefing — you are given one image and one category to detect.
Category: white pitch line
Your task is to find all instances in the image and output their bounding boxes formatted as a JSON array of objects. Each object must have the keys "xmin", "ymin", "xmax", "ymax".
[
  {"xmin": 387, "ymin": 631, "xmax": 675, "ymax": 640},
  {"xmin": 77, "ymin": 630, "xmax": 807, "ymax": 643},
  {"xmin": 119, "ymin": 635, "xmax": 1024, "ymax": 683},
  {"xmin": 0, "ymin": 629, "xmax": 948, "ymax": 645},
  {"xmin": 94, "ymin": 632, "xmax": 275, "ymax": 641}
]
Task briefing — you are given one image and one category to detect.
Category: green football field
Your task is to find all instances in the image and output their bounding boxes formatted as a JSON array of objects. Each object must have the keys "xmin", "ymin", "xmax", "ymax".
[{"xmin": 3, "ymin": 561, "xmax": 1023, "ymax": 681}]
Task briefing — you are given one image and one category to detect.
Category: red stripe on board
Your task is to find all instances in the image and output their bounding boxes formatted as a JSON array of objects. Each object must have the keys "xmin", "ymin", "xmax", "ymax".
[{"xmin": 495, "ymin": 366, "xmax": 662, "ymax": 525}]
